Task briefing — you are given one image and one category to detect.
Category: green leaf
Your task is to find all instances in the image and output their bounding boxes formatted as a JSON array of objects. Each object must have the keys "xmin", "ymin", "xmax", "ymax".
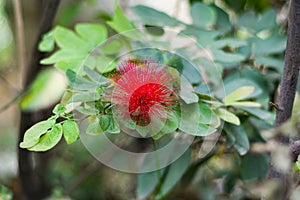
[
  {"xmin": 195, "ymin": 123, "xmax": 217, "ymax": 136},
  {"xmin": 210, "ymin": 38, "xmax": 247, "ymax": 49},
  {"xmin": 131, "ymin": 5, "xmax": 181, "ymax": 27},
  {"xmin": 180, "ymin": 77, "xmax": 199, "ymax": 104},
  {"xmin": 85, "ymin": 55, "xmax": 116, "ymax": 74},
  {"xmin": 295, "ymin": 159, "xmax": 300, "ymax": 172},
  {"xmin": 226, "ymin": 101, "xmax": 261, "ymax": 107},
  {"xmin": 53, "ymin": 104, "xmax": 66, "ymax": 115},
  {"xmin": 211, "ymin": 49, "xmax": 246, "ymax": 63},
  {"xmin": 68, "ymin": 91, "xmax": 101, "ymax": 103},
  {"xmin": 224, "ymin": 173, "xmax": 238, "ymax": 193},
  {"xmin": 179, "ymin": 103, "xmax": 200, "ymax": 135},
  {"xmin": 20, "ymin": 119, "xmax": 55, "ymax": 148},
  {"xmin": 107, "ymin": 6, "xmax": 141, "ymax": 39},
  {"xmin": 237, "ymin": 10, "xmax": 257, "ymax": 31},
  {"xmin": 86, "ymin": 117, "xmax": 103, "ymax": 135},
  {"xmin": 255, "ymin": 9, "xmax": 277, "ymax": 32},
  {"xmin": 214, "ymin": 5, "xmax": 231, "ymax": 34},
  {"xmin": 224, "ymin": 124, "xmax": 250, "ymax": 155},
  {"xmin": 29, "ymin": 124, "xmax": 63, "ymax": 152},
  {"xmin": 84, "ymin": 66, "xmax": 110, "ymax": 83},
  {"xmin": 224, "ymin": 86, "xmax": 255, "ymax": 104},
  {"xmin": 160, "ymin": 111, "xmax": 179, "ymax": 134},
  {"xmin": 75, "ymin": 23, "xmax": 107, "ymax": 48},
  {"xmin": 54, "ymin": 26, "xmax": 88, "ymax": 51},
  {"xmin": 66, "ymin": 69, "xmax": 99, "ymax": 90},
  {"xmin": 221, "ymin": 68, "xmax": 270, "ymax": 107},
  {"xmin": 238, "ymin": 107, "xmax": 272, "ymax": 120},
  {"xmin": 253, "ymin": 35, "xmax": 286, "ymax": 55},
  {"xmin": 255, "ymin": 56, "xmax": 283, "ymax": 72},
  {"xmin": 100, "ymin": 39, "xmax": 123, "ymax": 55},
  {"xmin": 38, "ymin": 30, "xmax": 55, "ymax": 52},
  {"xmin": 240, "ymin": 153, "xmax": 269, "ymax": 180},
  {"xmin": 215, "ymin": 108, "xmax": 240, "ymax": 125},
  {"xmin": 159, "ymin": 148, "xmax": 191, "ymax": 196},
  {"xmin": 40, "ymin": 24, "xmax": 108, "ymax": 73},
  {"xmin": 75, "ymin": 106, "xmax": 98, "ymax": 115},
  {"xmin": 198, "ymin": 102, "xmax": 220, "ymax": 127},
  {"xmin": 191, "ymin": 3, "xmax": 216, "ymax": 28},
  {"xmin": 99, "ymin": 115, "xmax": 120, "ymax": 134},
  {"xmin": 137, "ymin": 171, "xmax": 159, "ymax": 199},
  {"xmin": 62, "ymin": 120, "xmax": 79, "ymax": 144}
]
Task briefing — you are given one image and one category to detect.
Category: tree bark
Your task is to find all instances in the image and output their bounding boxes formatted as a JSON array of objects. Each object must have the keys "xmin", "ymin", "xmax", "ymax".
[
  {"xmin": 18, "ymin": 0, "xmax": 61, "ymax": 199},
  {"xmin": 268, "ymin": 0, "xmax": 300, "ymax": 198},
  {"xmin": 275, "ymin": 0, "xmax": 300, "ymax": 126}
]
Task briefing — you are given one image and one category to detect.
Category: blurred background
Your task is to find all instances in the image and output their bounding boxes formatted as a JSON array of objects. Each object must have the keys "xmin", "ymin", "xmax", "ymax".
[{"xmin": 0, "ymin": 0, "xmax": 291, "ymax": 199}]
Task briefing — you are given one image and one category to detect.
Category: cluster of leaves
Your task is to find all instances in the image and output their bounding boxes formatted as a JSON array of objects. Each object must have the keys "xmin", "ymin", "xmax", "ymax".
[
  {"xmin": 19, "ymin": 1, "xmax": 289, "ymax": 199},
  {"xmin": 20, "ymin": 104, "xmax": 79, "ymax": 151}
]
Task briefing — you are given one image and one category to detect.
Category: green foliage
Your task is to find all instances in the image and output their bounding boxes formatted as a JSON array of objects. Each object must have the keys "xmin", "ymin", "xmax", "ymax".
[
  {"xmin": 29, "ymin": 124, "xmax": 63, "ymax": 152},
  {"xmin": 62, "ymin": 120, "xmax": 79, "ymax": 144},
  {"xmin": 295, "ymin": 155, "xmax": 300, "ymax": 172},
  {"xmin": 19, "ymin": 2, "xmax": 291, "ymax": 199},
  {"xmin": 131, "ymin": 5, "xmax": 182, "ymax": 27},
  {"xmin": 191, "ymin": 2, "xmax": 216, "ymax": 28},
  {"xmin": 224, "ymin": 123, "xmax": 250, "ymax": 155},
  {"xmin": 107, "ymin": 5, "xmax": 142, "ymax": 39},
  {"xmin": 40, "ymin": 23, "xmax": 107, "ymax": 73},
  {"xmin": 20, "ymin": 104, "xmax": 80, "ymax": 151},
  {"xmin": 137, "ymin": 148, "xmax": 191, "ymax": 199},
  {"xmin": 0, "ymin": 185, "xmax": 12, "ymax": 200},
  {"xmin": 240, "ymin": 153, "xmax": 269, "ymax": 180},
  {"xmin": 20, "ymin": 119, "xmax": 56, "ymax": 149}
]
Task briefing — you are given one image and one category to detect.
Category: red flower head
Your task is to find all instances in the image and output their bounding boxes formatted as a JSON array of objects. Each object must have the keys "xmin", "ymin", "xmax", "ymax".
[{"xmin": 111, "ymin": 59, "xmax": 178, "ymax": 127}]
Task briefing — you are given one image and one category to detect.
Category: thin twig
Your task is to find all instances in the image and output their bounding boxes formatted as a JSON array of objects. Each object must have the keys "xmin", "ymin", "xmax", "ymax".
[
  {"xmin": 12, "ymin": 0, "xmax": 26, "ymax": 88},
  {"xmin": 0, "ymin": 92, "xmax": 24, "ymax": 113}
]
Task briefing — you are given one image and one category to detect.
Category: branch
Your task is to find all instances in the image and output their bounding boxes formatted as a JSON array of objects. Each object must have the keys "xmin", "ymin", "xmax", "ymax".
[
  {"xmin": 0, "ymin": 92, "xmax": 24, "ymax": 113},
  {"xmin": 12, "ymin": 0, "xmax": 26, "ymax": 88},
  {"xmin": 268, "ymin": 0, "xmax": 300, "ymax": 198},
  {"xmin": 275, "ymin": 0, "xmax": 300, "ymax": 126}
]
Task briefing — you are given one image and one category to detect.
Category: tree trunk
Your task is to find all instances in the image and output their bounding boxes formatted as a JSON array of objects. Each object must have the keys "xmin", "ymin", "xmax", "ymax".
[
  {"xmin": 268, "ymin": 0, "xmax": 300, "ymax": 199},
  {"xmin": 18, "ymin": 0, "xmax": 61, "ymax": 199}
]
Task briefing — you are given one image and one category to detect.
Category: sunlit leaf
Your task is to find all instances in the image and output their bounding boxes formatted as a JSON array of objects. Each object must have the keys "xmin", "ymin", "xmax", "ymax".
[
  {"xmin": 29, "ymin": 124, "xmax": 63, "ymax": 152},
  {"xmin": 215, "ymin": 108, "xmax": 240, "ymax": 125},
  {"xmin": 41, "ymin": 24, "xmax": 107, "ymax": 73},
  {"xmin": 38, "ymin": 30, "xmax": 55, "ymax": 52},
  {"xmin": 20, "ymin": 119, "xmax": 56, "ymax": 148},
  {"xmin": 224, "ymin": 86, "xmax": 255, "ymax": 104},
  {"xmin": 52, "ymin": 104, "xmax": 66, "ymax": 115},
  {"xmin": 62, "ymin": 120, "xmax": 79, "ymax": 144},
  {"xmin": 107, "ymin": 6, "xmax": 142, "ymax": 39},
  {"xmin": 226, "ymin": 101, "xmax": 261, "ymax": 107}
]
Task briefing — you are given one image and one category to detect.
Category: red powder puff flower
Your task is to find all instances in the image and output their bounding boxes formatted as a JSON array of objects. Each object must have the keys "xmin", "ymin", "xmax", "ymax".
[{"xmin": 111, "ymin": 59, "xmax": 177, "ymax": 127}]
